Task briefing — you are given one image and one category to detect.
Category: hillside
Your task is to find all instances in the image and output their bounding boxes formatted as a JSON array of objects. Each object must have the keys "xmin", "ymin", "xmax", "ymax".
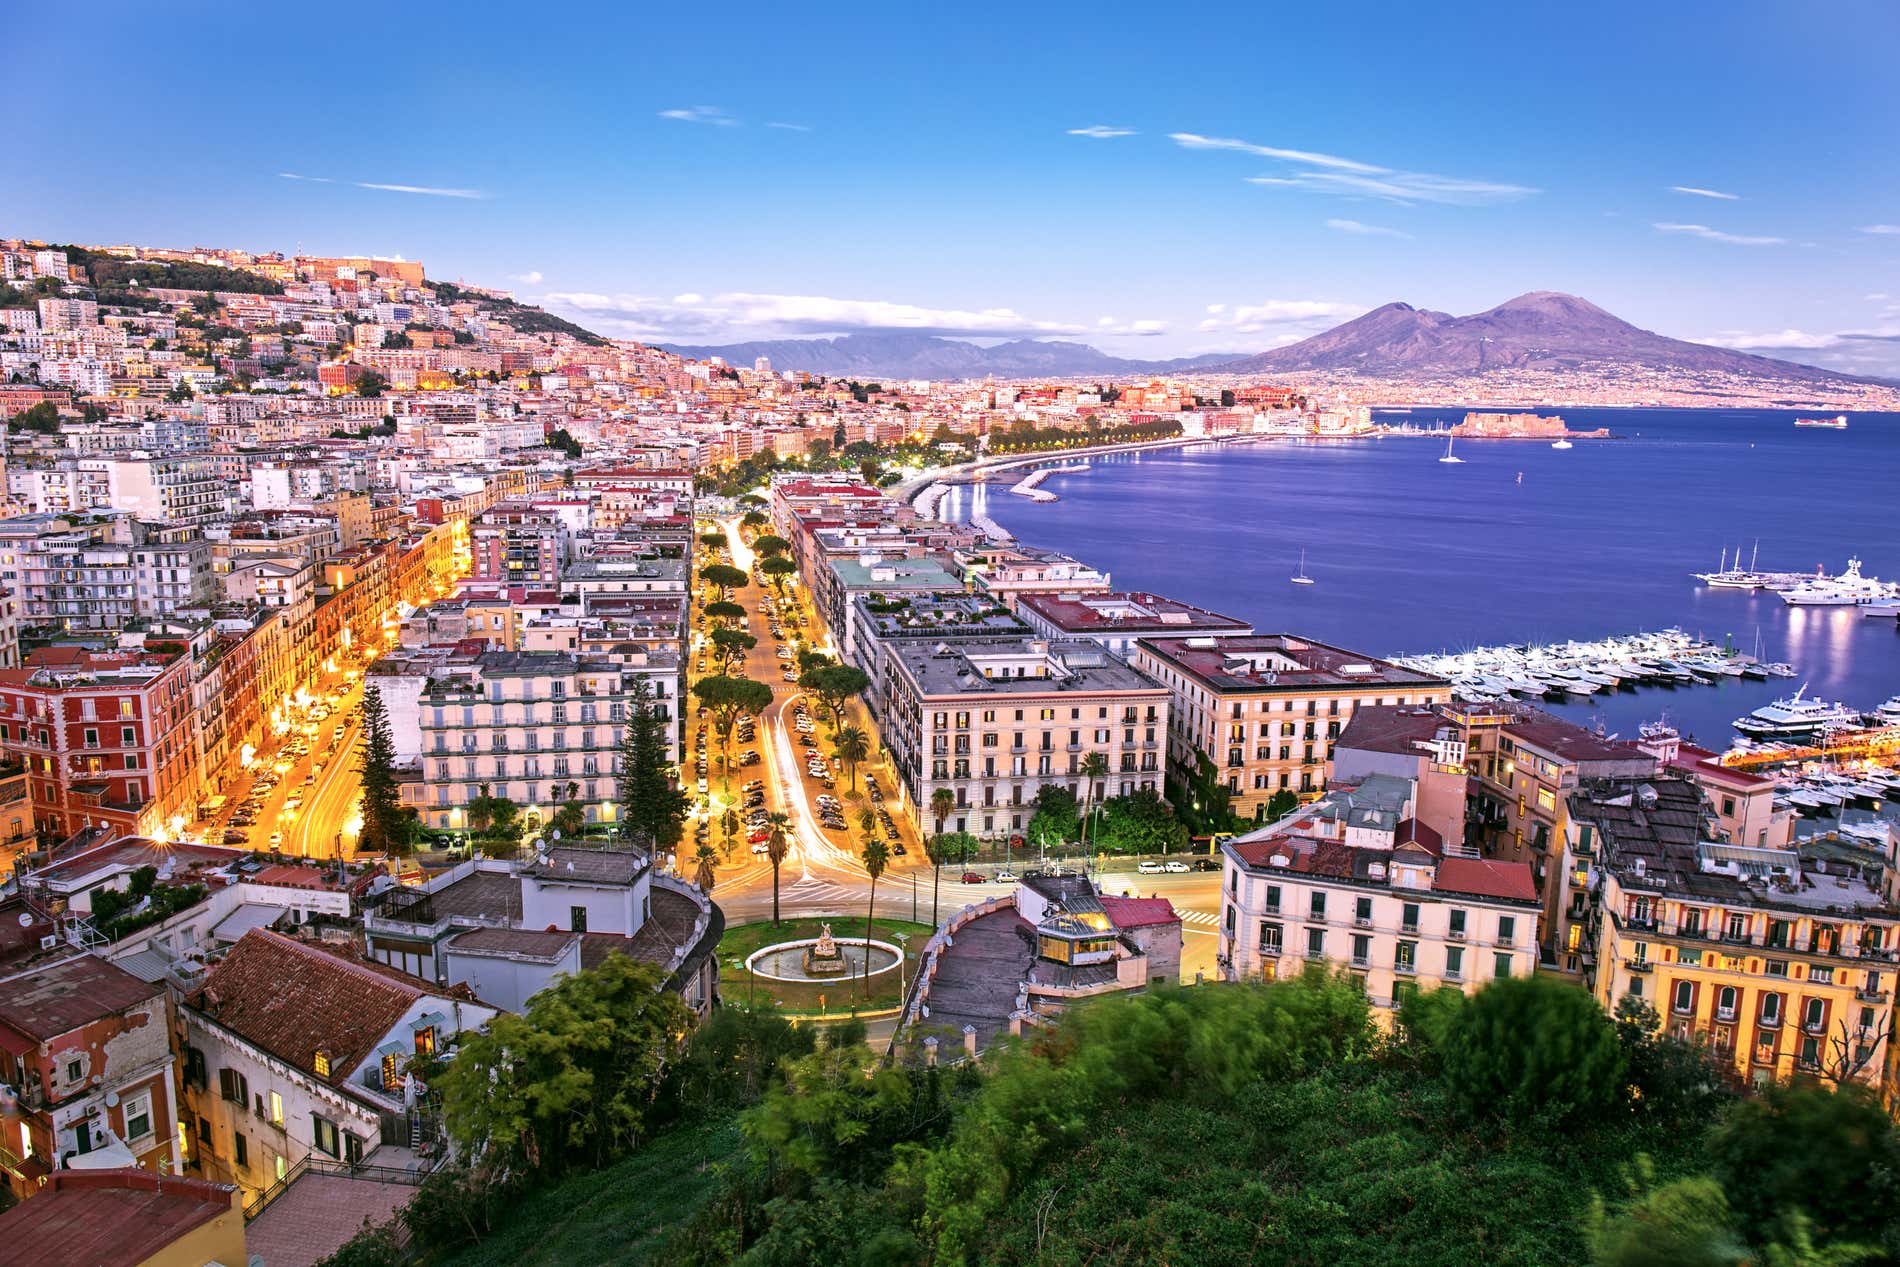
[
  {"xmin": 657, "ymin": 331, "xmax": 1236, "ymax": 380},
  {"xmin": 1212, "ymin": 291, "xmax": 1863, "ymax": 385}
]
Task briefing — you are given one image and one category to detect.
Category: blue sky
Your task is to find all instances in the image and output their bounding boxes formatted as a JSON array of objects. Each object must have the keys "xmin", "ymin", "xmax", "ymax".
[{"xmin": 9, "ymin": 1, "xmax": 1900, "ymax": 372}]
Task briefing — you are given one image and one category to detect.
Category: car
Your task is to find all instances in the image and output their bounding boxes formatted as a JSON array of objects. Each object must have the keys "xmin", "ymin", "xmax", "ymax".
[
  {"xmin": 223, "ymin": 829, "xmax": 249, "ymax": 845},
  {"xmin": 1136, "ymin": 859, "xmax": 1164, "ymax": 874},
  {"xmin": 994, "ymin": 869, "xmax": 1019, "ymax": 882},
  {"xmin": 752, "ymin": 842, "xmax": 771, "ymax": 855},
  {"xmin": 960, "ymin": 871, "xmax": 986, "ymax": 884},
  {"xmin": 268, "ymin": 831, "xmax": 283, "ymax": 847},
  {"xmin": 892, "ymin": 843, "xmax": 908, "ymax": 856},
  {"xmin": 1162, "ymin": 860, "xmax": 1191, "ymax": 874},
  {"xmin": 1191, "ymin": 858, "xmax": 1221, "ymax": 872}
]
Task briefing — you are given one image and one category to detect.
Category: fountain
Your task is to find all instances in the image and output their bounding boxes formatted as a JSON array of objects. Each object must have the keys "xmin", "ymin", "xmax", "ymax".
[
  {"xmin": 802, "ymin": 923, "xmax": 850, "ymax": 976},
  {"xmin": 746, "ymin": 927, "xmax": 904, "ymax": 983}
]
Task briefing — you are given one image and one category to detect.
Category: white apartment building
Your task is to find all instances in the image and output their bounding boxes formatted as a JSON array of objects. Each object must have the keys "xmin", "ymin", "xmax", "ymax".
[
  {"xmin": 879, "ymin": 636, "xmax": 1169, "ymax": 836},
  {"xmin": 1218, "ymin": 774, "xmax": 1541, "ymax": 1009}
]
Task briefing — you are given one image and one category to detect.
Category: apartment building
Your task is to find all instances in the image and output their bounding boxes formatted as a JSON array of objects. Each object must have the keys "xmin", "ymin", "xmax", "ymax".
[
  {"xmin": 181, "ymin": 930, "xmax": 497, "ymax": 1200},
  {"xmin": 1016, "ymin": 590, "xmax": 1252, "ymax": 661},
  {"xmin": 0, "ymin": 954, "xmax": 181, "ymax": 1199},
  {"xmin": 1132, "ymin": 635, "xmax": 1449, "ymax": 821},
  {"xmin": 78, "ymin": 456, "xmax": 226, "ymax": 525},
  {"xmin": 407, "ymin": 650, "xmax": 664, "ymax": 833},
  {"xmin": 1575, "ymin": 776, "xmax": 1900, "ymax": 1090},
  {"xmin": 471, "ymin": 501, "xmax": 571, "ymax": 588},
  {"xmin": 957, "ymin": 544, "xmax": 1111, "ymax": 612},
  {"xmin": 0, "ymin": 647, "xmax": 201, "ymax": 842},
  {"xmin": 1218, "ymin": 774, "xmax": 1540, "ymax": 1009},
  {"xmin": 879, "ymin": 636, "xmax": 1168, "ymax": 836},
  {"xmin": 819, "ymin": 554, "xmax": 965, "ymax": 667}
]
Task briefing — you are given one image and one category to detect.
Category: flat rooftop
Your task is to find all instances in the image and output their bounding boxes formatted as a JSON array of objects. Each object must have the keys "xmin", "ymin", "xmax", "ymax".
[
  {"xmin": 1137, "ymin": 635, "xmax": 1445, "ymax": 693},
  {"xmin": 890, "ymin": 637, "xmax": 1165, "ymax": 698},
  {"xmin": 1018, "ymin": 590, "xmax": 1252, "ymax": 636}
]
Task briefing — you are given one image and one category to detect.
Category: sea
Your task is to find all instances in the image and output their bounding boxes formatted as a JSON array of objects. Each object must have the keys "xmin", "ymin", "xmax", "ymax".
[{"xmin": 937, "ymin": 407, "xmax": 1900, "ymax": 750}]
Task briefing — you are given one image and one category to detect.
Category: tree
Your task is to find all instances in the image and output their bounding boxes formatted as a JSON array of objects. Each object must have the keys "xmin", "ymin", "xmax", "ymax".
[
  {"xmin": 720, "ymin": 806, "xmax": 740, "ymax": 855},
  {"xmin": 703, "ymin": 599, "xmax": 746, "ymax": 629},
  {"xmin": 1708, "ymin": 1082, "xmax": 1900, "ymax": 1254},
  {"xmin": 766, "ymin": 812, "xmax": 792, "ymax": 925},
  {"xmin": 858, "ymin": 806, "xmax": 877, "ymax": 844},
  {"xmin": 1613, "ymin": 996, "xmax": 1733, "ymax": 1125},
  {"xmin": 859, "ymin": 837, "xmax": 890, "ymax": 998},
  {"xmin": 751, "ymin": 533, "xmax": 792, "ymax": 559},
  {"xmin": 690, "ymin": 676, "xmax": 773, "ymax": 773},
  {"xmin": 439, "ymin": 956, "xmax": 692, "ymax": 1176},
  {"xmin": 1265, "ymin": 788, "xmax": 1301, "ymax": 821},
  {"xmin": 165, "ymin": 379, "xmax": 195, "ymax": 403},
  {"xmin": 357, "ymin": 369, "xmax": 388, "ymax": 398},
  {"xmin": 1586, "ymin": 1160, "xmax": 1747, "ymax": 1267},
  {"xmin": 833, "ymin": 724, "xmax": 871, "ymax": 793},
  {"xmin": 800, "ymin": 663, "xmax": 871, "ymax": 737},
  {"xmin": 760, "ymin": 556, "xmax": 797, "ymax": 590},
  {"xmin": 699, "ymin": 531, "xmax": 729, "ymax": 550},
  {"xmin": 739, "ymin": 509, "xmax": 768, "ymax": 530},
  {"xmin": 924, "ymin": 831, "xmax": 951, "ymax": 925},
  {"xmin": 699, "ymin": 563, "xmax": 747, "ymax": 598},
  {"xmin": 709, "ymin": 626, "xmax": 757, "ymax": 675},
  {"xmin": 552, "ymin": 793, "xmax": 586, "ymax": 840},
  {"xmin": 1027, "ymin": 783, "xmax": 1080, "ymax": 849},
  {"xmin": 1441, "ymin": 975, "xmax": 1625, "ymax": 1126},
  {"xmin": 1077, "ymin": 750, "xmax": 1109, "ymax": 851},
  {"xmin": 930, "ymin": 788, "xmax": 956, "ymax": 839},
  {"xmin": 616, "ymin": 677, "xmax": 689, "ymax": 851},
  {"xmin": 694, "ymin": 842, "xmax": 718, "ymax": 893},
  {"xmin": 356, "ymin": 686, "xmax": 409, "ymax": 856}
]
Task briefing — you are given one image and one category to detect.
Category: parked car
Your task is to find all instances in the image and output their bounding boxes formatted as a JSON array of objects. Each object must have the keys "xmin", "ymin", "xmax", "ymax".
[
  {"xmin": 892, "ymin": 843, "xmax": 908, "ymax": 857},
  {"xmin": 1162, "ymin": 860, "xmax": 1190, "ymax": 874},
  {"xmin": 960, "ymin": 872, "xmax": 986, "ymax": 884},
  {"xmin": 1136, "ymin": 859, "xmax": 1164, "ymax": 874},
  {"xmin": 994, "ymin": 869, "xmax": 1019, "ymax": 882}
]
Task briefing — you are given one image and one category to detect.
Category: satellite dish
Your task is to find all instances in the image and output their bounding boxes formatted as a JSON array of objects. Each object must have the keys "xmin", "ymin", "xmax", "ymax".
[{"xmin": 16, "ymin": 913, "xmax": 31, "ymax": 928}]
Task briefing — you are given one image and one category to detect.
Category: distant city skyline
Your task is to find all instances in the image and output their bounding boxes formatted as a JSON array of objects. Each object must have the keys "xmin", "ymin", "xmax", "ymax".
[{"xmin": 9, "ymin": 1, "xmax": 1900, "ymax": 374}]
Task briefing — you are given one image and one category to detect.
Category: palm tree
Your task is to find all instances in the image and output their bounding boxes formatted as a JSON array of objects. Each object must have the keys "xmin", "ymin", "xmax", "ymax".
[
  {"xmin": 720, "ymin": 806, "xmax": 739, "ymax": 856},
  {"xmin": 694, "ymin": 842, "xmax": 718, "ymax": 893},
  {"xmin": 1078, "ymin": 751, "xmax": 1110, "ymax": 855},
  {"xmin": 832, "ymin": 725, "xmax": 870, "ymax": 794},
  {"xmin": 924, "ymin": 832, "xmax": 949, "ymax": 926},
  {"xmin": 859, "ymin": 836, "xmax": 890, "ymax": 999},
  {"xmin": 858, "ymin": 806, "xmax": 876, "ymax": 843},
  {"xmin": 930, "ymin": 787, "xmax": 955, "ymax": 839},
  {"xmin": 466, "ymin": 782, "xmax": 496, "ymax": 836},
  {"xmin": 765, "ymin": 811, "xmax": 791, "ymax": 926}
]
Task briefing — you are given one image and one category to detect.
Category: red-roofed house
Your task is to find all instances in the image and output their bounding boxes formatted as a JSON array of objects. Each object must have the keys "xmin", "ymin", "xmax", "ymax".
[
  {"xmin": 1218, "ymin": 773, "xmax": 1540, "ymax": 1012},
  {"xmin": 0, "ymin": 1167, "xmax": 245, "ymax": 1267},
  {"xmin": 180, "ymin": 930, "xmax": 498, "ymax": 1200}
]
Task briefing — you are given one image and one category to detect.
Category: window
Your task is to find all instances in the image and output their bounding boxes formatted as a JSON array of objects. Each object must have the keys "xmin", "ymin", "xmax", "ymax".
[
  {"xmin": 268, "ymin": 1091, "xmax": 284, "ymax": 1126},
  {"xmin": 1351, "ymin": 934, "xmax": 1371, "ymax": 967},
  {"xmin": 312, "ymin": 1051, "xmax": 330, "ymax": 1078},
  {"xmin": 1354, "ymin": 896, "xmax": 1372, "ymax": 927},
  {"xmin": 1264, "ymin": 884, "xmax": 1281, "ymax": 915},
  {"xmin": 571, "ymin": 905, "xmax": 588, "ymax": 932},
  {"xmin": 219, "ymin": 1067, "xmax": 249, "ymax": 1105},
  {"xmin": 1493, "ymin": 953, "xmax": 1513, "ymax": 979},
  {"xmin": 1448, "ymin": 908, "xmax": 1466, "ymax": 940},
  {"xmin": 383, "ymin": 1053, "xmax": 401, "ymax": 1089},
  {"xmin": 1717, "ymin": 986, "xmax": 1738, "ymax": 1021},
  {"xmin": 1803, "ymin": 998, "xmax": 1825, "ymax": 1032},
  {"xmin": 1259, "ymin": 922, "xmax": 1283, "ymax": 955},
  {"xmin": 1445, "ymin": 945, "xmax": 1464, "ymax": 980},
  {"xmin": 1308, "ymin": 892, "xmax": 1326, "ymax": 921},
  {"xmin": 1395, "ymin": 941, "xmax": 1417, "ymax": 974},
  {"xmin": 233, "ymin": 1130, "xmax": 248, "ymax": 1169},
  {"xmin": 344, "ymin": 1131, "xmax": 365, "ymax": 1167},
  {"xmin": 1760, "ymin": 993, "xmax": 1783, "ymax": 1028},
  {"xmin": 414, "ymin": 1026, "xmax": 437, "ymax": 1056},
  {"xmin": 1673, "ymin": 980, "xmax": 1694, "ymax": 1014},
  {"xmin": 1496, "ymin": 916, "xmax": 1516, "ymax": 947},
  {"xmin": 122, "ymin": 1092, "xmax": 153, "ymax": 1143},
  {"xmin": 1401, "ymin": 902, "xmax": 1420, "ymax": 934},
  {"xmin": 1306, "ymin": 927, "xmax": 1325, "ymax": 958},
  {"xmin": 66, "ymin": 1059, "xmax": 83, "ymax": 1082},
  {"xmin": 313, "ymin": 1115, "xmax": 340, "ymax": 1159}
]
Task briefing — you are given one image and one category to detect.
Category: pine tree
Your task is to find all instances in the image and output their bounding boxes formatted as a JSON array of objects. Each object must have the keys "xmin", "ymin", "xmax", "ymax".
[
  {"xmin": 356, "ymin": 685, "xmax": 408, "ymax": 857},
  {"xmin": 616, "ymin": 677, "xmax": 688, "ymax": 852}
]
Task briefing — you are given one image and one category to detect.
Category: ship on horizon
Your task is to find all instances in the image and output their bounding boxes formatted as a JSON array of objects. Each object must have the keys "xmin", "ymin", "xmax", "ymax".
[{"xmin": 1794, "ymin": 414, "xmax": 1849, "ymax": 429}]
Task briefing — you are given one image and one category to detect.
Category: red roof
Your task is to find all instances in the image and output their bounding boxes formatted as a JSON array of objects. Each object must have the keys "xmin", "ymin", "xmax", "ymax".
[
  {"xmin": 0, "ymin": 1168, "xmax": 237, "ymax": 1267},
  {"xmin": 1435, "ymin": 856, "xmax": 1538, "ymax": 903},
  {"xmin": 1099, "ymin": 895, "xmax": 1181, "ymax": 929}
]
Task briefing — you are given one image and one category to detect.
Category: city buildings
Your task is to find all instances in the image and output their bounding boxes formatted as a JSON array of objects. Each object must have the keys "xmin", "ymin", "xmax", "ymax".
[{"xmin": 1132, "ymin": 635, "xmax": 1449, "ymax": 820}]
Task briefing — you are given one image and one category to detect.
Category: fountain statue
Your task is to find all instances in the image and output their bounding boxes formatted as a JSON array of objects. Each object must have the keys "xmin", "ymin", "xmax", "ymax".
[{"xmin": 802, "ymin": 922, "xmax": 850, "ymax": 976}]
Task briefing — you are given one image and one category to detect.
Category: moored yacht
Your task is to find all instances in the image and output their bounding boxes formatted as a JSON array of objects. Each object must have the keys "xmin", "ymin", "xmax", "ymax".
[
  {"xmin": 1732, "ymin": 687, "xmax": 1864, "ymax": 738},
  {"xmin": 1781, "ymin": 557, "xmax": 1898, "ymax": 607}
]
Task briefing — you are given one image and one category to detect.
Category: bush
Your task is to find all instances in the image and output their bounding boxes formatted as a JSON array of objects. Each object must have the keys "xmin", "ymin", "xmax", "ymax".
[{"xmin": 1441, "ymin": 976, "xmax": 1625, "ymax": 1126}]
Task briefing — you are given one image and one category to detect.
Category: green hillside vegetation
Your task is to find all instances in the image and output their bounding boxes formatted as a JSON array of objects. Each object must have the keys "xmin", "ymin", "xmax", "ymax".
[
  {"xmin": 428, "ymin": 280, "xmax": 607, "ymax": 346},
  {"xmin": 59, "ymin": 244, "xmax": 284, "ymax": 296},
  {"xmin": 319, "ymin": 963, "xmax": 1900, "ymax": 1267}
]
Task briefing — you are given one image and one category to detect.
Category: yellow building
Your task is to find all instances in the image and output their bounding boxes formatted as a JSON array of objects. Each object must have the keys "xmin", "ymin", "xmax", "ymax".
[
  {"xmin": 0, "ymin": 1168, "xmax": 245, "ymax": 1267},
  {"xmin": 1575, "ymin": 777, "xmax": 1898, "ymax": 1091}
]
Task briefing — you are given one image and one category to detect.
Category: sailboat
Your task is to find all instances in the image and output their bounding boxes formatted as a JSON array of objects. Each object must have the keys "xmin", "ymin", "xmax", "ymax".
[
  {"xmin": 1438, "ymin": 437, "xmax": 1463, "ymax": 464},
  {"xmin": 1291, "ymin": 548, "xmax": 1316, "ymax": 585}
]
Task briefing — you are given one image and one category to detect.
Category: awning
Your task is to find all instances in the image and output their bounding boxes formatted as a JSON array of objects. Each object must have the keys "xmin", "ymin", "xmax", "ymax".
[{"xmin": 211, "ymin": 904, "xmax": 284, "ymax": 943}]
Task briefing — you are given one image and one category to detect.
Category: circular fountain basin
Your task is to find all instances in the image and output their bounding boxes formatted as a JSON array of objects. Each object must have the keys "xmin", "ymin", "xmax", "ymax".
[{"xmin": 745, "ymin": 938, "xmax": 903, "ymax": 982}]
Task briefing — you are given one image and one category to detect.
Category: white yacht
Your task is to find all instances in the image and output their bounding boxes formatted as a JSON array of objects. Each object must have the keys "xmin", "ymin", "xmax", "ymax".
[
  {"xmin": 1732, "ymin": 687, "xmax": 1864, "ymax": 738},
  {"xmin": 1781, "ymin": 557, "xmax": 1898, "ymax": 607},
  {"xmin": 1875, "ymin": 695, "xmax": 1900, "ymax": 725},
  {"xmin": 1550, "ymin": 438, "xmax": 1573, "ymax": 450}
]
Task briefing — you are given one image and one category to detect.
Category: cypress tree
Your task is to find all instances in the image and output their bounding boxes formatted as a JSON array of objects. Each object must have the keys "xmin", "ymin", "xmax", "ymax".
[
  {"xmin": 356, "ymin": 684, "xmax": 408, "ymax": 857},
  {"xmin": 616, "ymin": 677, "xmax": 688, "ymax": 852}
]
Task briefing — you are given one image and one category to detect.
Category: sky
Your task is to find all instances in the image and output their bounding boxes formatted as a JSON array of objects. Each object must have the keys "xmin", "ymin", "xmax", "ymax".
[{"xmin": 8, "ymin": 1, "xmax": 1900, "ymax": 374}]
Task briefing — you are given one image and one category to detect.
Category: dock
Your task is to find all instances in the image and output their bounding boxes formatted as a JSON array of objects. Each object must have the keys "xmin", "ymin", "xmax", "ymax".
[
  {"xmin": 1392, "ymin": 629, "xmax": 1791, "ymax": 706},
  {"xmin": 1007, "ymin": 469, "xmax": 1059, "ymax": 502}
]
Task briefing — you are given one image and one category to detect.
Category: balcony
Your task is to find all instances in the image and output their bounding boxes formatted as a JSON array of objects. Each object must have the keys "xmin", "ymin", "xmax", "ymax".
[
  {"xmin": 1447, "ymin": 928, "xmax": 1466, "ymax": 942},
  {"xmin": 1260, "ymin": 943, "xmax": 1283, "ymax": 958},
  {"xmin": 1715, "ymin": 1007, "xmax": 1737, "ymax": 1023},
  {"xmin": 1395, "ymin": 961, "xmax": 1418, "ymax": 976},
  {"xmin": 1625, "ymin": 959, "xmax": 1653, "ymax": 974},
  {"xmin": 1400, "ymin": 923, "xmax": 1420, "ymax": 936},
  {"xmin": 1857, "ymin": 987, "xmax": 1891, "ymax": 1004},
  {"xmin": 1353, "ymin": 915, "xmax": 1373, "ymax": 928}
]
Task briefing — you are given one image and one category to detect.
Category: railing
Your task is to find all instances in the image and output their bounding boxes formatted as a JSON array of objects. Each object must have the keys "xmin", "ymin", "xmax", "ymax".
[{"xmin": 243, "ymin": 1154, "xmax": 430, "ymax": 1221}]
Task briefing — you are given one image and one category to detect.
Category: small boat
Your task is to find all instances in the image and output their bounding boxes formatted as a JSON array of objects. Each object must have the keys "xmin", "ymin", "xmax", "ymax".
[
  {"xmin": 1794, "ymin": 415, "xmax": 1848, "ymax": 429},
  {"xmin": 1291, "ymin": 548, "xmax": 1316, "ymax": 586},
  {"xmin": 1438, "ymin": 437, "xmax": 1463, "ymax": 464},
  {"xmin": 1550, "ymin": 438, "xmax": 1573, "ymax": 450}
]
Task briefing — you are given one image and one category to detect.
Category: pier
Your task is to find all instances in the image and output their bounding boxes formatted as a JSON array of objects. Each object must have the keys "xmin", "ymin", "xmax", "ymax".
[
  {"xmin": 1007, "ymin": 468, "xmax": 1059, "ymax": 501},
  {"xmin": 1392, "ymin": 629, "xmax": 1789, "ymax": 706}
]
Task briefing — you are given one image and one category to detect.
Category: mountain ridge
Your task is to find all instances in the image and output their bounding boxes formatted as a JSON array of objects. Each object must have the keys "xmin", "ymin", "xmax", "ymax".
[{"xmin": 655, "ymin": 332, "xmax": 1237, "ymax": 380}]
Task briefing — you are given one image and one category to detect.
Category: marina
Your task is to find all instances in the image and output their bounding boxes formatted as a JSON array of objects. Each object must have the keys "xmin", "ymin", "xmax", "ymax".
[
  {"xmin": 1391, "ymin": 629, "xmax": 1791, "ymax": 707},
  {"xmin": 1693, "ymin": 550, "xmax": 1900, "ymax": 612}
]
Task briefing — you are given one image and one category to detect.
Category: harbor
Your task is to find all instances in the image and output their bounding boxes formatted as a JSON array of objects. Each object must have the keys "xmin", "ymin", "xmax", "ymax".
[{"xmin": 1694, "ymin": 549, "xmax": 1900, "ymax": 615}]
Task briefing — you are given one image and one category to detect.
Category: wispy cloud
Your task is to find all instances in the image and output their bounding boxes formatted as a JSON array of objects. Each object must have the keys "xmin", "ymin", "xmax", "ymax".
[
  {"xmin": 1654, "ymin": 222, "xmax": 1784, "ymax": 246},
  {"xmin": 765, "ymin": 121, "xmax": 812, "ymax": 132},
  {"xmin": 539, "ymin": 290, "xmax": 1165, "ymax": 340},
  {"xmin": 1860, "ymin": 224, "xmax": 1900, "ymax": 235},
  {"xmin": 1171, "ymin": 131, "xmax": 1535, "ymax": 205},
  {"xmin": 277, "ymin": 172, "xmax": 333, "ymax": 184},
  {"xmin": 1700, "ymin": 328, "xmax": 1841, "ymax": 350},
  {"xmin": 1669, "ymin": 185, "xmax": 1739, "ymax": 200},
  {"xmin": 659, "ymin": 105, "xmax": 737, "ymax": 126},
  {"xmin": 1068, "ymin": 125, "xmax": 1137, "ymax": 139},
  {"xmin": 1198, "ymin": 298, "xmax": 1363, "ymax": 335},
  {"xmin": 509, "ymin": 271, "xmax": 544, "ymax": 286},
  {"xmin": 357, "ymin": 182, "xmax": 485, "ymax": 199},
  {"xmin": 1326, "ymin": 218, "xmax": 1412, "ymax": 239}
]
